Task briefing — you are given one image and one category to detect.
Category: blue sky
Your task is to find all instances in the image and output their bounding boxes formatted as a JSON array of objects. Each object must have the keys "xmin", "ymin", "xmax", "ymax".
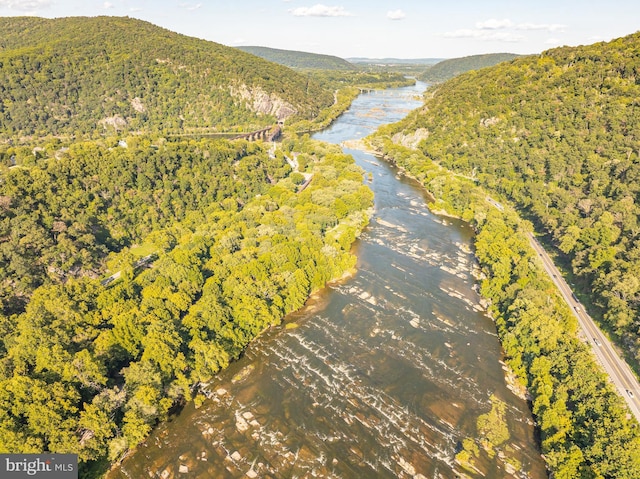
[{"xmin": 1, "ymin": 0, "xmax": 639, "ymax": 58}]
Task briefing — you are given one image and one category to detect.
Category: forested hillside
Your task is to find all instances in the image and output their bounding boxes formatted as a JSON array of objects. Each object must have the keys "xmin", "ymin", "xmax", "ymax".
[
  {"xmin": 0, "ymin": 16, "xmax": 334, "ymax": 139},
  {"xmin": 0, "ymin": 137, "xmax": 279, "ymax": 314},
  {"xmin": 0, "ymin": 134, "xmax": 373, "ymax": 471},
  {"xmin": 420, "ymin": 53, "xmax": 521, "ymax": 82},
  {"xmin": 382, "ymin": 31, "xmax": 640, "ymax": 367},
  {"xmin": 237, "ymin": 46, "xmax": 356, "ymax": 70},
  {"xmin": 371, "ymin": 31, "xmax": 640, "ymax": 478},
  {"xmin": 0, "ymin": 15, "xmax": 384, "ymax": 474}
]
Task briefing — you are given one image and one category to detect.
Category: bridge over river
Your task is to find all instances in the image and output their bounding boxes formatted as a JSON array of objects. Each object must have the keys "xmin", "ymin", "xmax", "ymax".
[{"xmin": 232, "ymin": 123, "xmax": 282, "ymax": 142}]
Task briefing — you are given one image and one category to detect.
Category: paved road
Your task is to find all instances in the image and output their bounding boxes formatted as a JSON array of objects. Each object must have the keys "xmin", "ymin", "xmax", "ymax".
[
  {"xmin": 100, "ymin": 253, "xmax": 157, "ymax": 287},
  {"xmin": 527, "ymin": 232, "xmax": 640, "ymax": 422}
]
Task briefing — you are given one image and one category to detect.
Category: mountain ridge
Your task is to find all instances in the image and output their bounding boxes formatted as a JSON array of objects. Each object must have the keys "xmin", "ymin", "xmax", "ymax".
[
  {"xmin": 0, "ymin": 16, "xmax": 334, "ymax": 140},
  {"xmin": 420, "ymin": 52, "xmax": 522, "ymax": 82},
  {"xmin": 237, "ymin": 45, "xmax": 356, "ymax": 70}
]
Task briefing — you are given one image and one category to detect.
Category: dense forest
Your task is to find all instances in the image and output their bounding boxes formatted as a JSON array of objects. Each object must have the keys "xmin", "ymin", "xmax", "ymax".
[
  {"xmin": 237, "ymin": 46, "xmax": 356, "ymax": 70},
  {"xmin": 0, "ymin": 16, "xmax": 418, "ymax": 474},
  {"xmin": 0, "ymin": 134, "xmax": 373, "ymax": 471},
  {"xmin": 0, "ymin": 16, "xmax": 335, "ymax": 139},
  {"xmin": 370, "ymin": 31, "xmax": 640, "ymax": 478},
  {"xmin": 5, "ymin": 11, "xmax": 639, "ymax": 478},
  {"xmin": 420, "ymin": 53, "xmax": 521, "ymax": 83},
  {"xmin": 0, "ymin": 137, "xmax": 283, "ymax": 314},
  {"xmin": 381, "ymin": 31, "xmax": 640, "ymax": 370}
]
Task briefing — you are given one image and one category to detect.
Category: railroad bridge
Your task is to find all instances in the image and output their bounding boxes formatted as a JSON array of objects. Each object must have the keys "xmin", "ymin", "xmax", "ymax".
[{"xmin": 233, "ymin": 122, "xmax": 282, "ymax": 142}]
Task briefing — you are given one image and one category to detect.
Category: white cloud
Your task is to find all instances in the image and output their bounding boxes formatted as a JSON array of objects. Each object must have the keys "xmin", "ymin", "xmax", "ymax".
[
  {"xmin": 516, "ymin": 22, "xmax": 566, "ymax": 32},
  {"xmin": 545, "ymin": 37, "xmax": 561, "ymax": 45},
  {"xmin": 444, "ymin": 17, "xmax": 566, "ymax": 44},
  {"xmin": 387, "ymin": 9, "xmax": 405, "ymax": 21},
  {"xmin": 103, "ymin": 1, "xmax": 113, "ymax": 9},
  {"xmin": 476, "ymin": 18, "xmax": 513, "ymax": 30},
  {"xmin": 0, "ymin": 0, "xmax": 51, "ymax": 10},
  {"xmin": 290, "ymin": 4, "xmax": 353, "ymax": 17},
  {"xmin": 178, "ymin": 2, "xmax": 202, "ymax": 11},
  {"xmin": 443, "ymin": 29, "xmax": 525, "ymax": 42}
]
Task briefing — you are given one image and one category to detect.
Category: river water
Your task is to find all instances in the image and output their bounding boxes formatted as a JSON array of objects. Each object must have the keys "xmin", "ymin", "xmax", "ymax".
[{"xmin": 109, "ymin": 83, "xmax": 546, "ymax": 479}]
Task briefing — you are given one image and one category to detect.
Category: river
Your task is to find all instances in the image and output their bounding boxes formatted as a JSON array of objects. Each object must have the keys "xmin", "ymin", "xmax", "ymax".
[{"xmin": 108, "ymin": 82, "xmax": 546, "ymax": 479}]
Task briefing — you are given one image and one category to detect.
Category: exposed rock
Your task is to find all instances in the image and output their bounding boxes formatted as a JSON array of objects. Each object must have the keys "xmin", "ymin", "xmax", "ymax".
[
  {"xmin": 480, "ymin": 116, "xmax": 500, "ymax": 127},
  {"xmin": 131, "ymin": 97, "xmax": 146, "ymax": 113},
  {"xmin": 99, "ymin": 115, "xmax": 127, "ymax": 131},
  {"xmin": 230, "ymin": 84, "xmax": 297, "ymax": 119},
  {"xmin": 236, "ymin": 412, "xmax": 250, "ymax": 432},
  {"xmin": 398, "ymin": 457, "xmax": 416, "ymax": 475},
  {"xmin": 391, "ymin": 128, "xmax": 429, "ymax": 149}
]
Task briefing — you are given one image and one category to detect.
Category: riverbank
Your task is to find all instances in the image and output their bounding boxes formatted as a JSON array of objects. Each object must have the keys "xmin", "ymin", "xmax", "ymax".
[
  {"xmin": 107, "ymin": 81, "xmax": 547, "ymax": 479},
  {"xmin": 369, "ymin": 134, "xmax": 640, "ymax": 476}
]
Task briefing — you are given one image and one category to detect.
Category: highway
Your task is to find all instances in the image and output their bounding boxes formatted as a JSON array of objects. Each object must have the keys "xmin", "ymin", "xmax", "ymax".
[{"xmin": 527, "ymin": 232, "xmax": 640, "ymax": 422}]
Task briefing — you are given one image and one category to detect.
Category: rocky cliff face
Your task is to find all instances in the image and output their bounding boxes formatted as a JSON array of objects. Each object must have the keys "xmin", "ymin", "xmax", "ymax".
[
  {"xmin": 391, "ymin": 128, "xmax": 429, "ymax": 149},
  {"xmin": 230, "ymin": 84, "xmax": 297, "ymax": 120}
]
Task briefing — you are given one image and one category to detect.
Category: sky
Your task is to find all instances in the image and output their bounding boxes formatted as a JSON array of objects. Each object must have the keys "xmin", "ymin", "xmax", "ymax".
[{"xmin": 1, "ymin": 0, "xmax": 639, "ymax": 59}]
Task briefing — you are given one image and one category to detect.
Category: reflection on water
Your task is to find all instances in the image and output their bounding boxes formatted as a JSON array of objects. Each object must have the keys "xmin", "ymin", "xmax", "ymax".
[{"xmin": 109, "ymin": 84, "xmax": 546, "ymax": 478}]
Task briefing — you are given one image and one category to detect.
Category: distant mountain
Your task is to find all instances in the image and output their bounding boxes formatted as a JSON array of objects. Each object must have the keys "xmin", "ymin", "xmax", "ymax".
[
  {"xmin": 420, "ymin": 53, "xmax": 521, "ymax": 82},
  {"xmin": 0, "ymin": 16, "xmax": 334, "ymax": 139},
  {"xmin": 348, "ymin": 57, "xmax": 444, "ymax": 65},
  {"xmin": 237, "ymin": 46, "xmax": 355, "ymax": 70}
]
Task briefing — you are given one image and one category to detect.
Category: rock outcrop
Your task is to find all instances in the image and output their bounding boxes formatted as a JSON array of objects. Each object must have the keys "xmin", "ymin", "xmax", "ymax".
[
  {"xmin": 230, "ymin": 84, "xmax": 297, "ymax": 120},
  {"xmin": 391, "ymin": 127, "xmax": 429, "ymax": 149}
]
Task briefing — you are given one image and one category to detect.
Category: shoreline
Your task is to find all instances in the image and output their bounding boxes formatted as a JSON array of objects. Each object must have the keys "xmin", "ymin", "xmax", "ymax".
[{"xmin": 343, "ymin": 137, "xmax": 463, "ymax": 222}]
